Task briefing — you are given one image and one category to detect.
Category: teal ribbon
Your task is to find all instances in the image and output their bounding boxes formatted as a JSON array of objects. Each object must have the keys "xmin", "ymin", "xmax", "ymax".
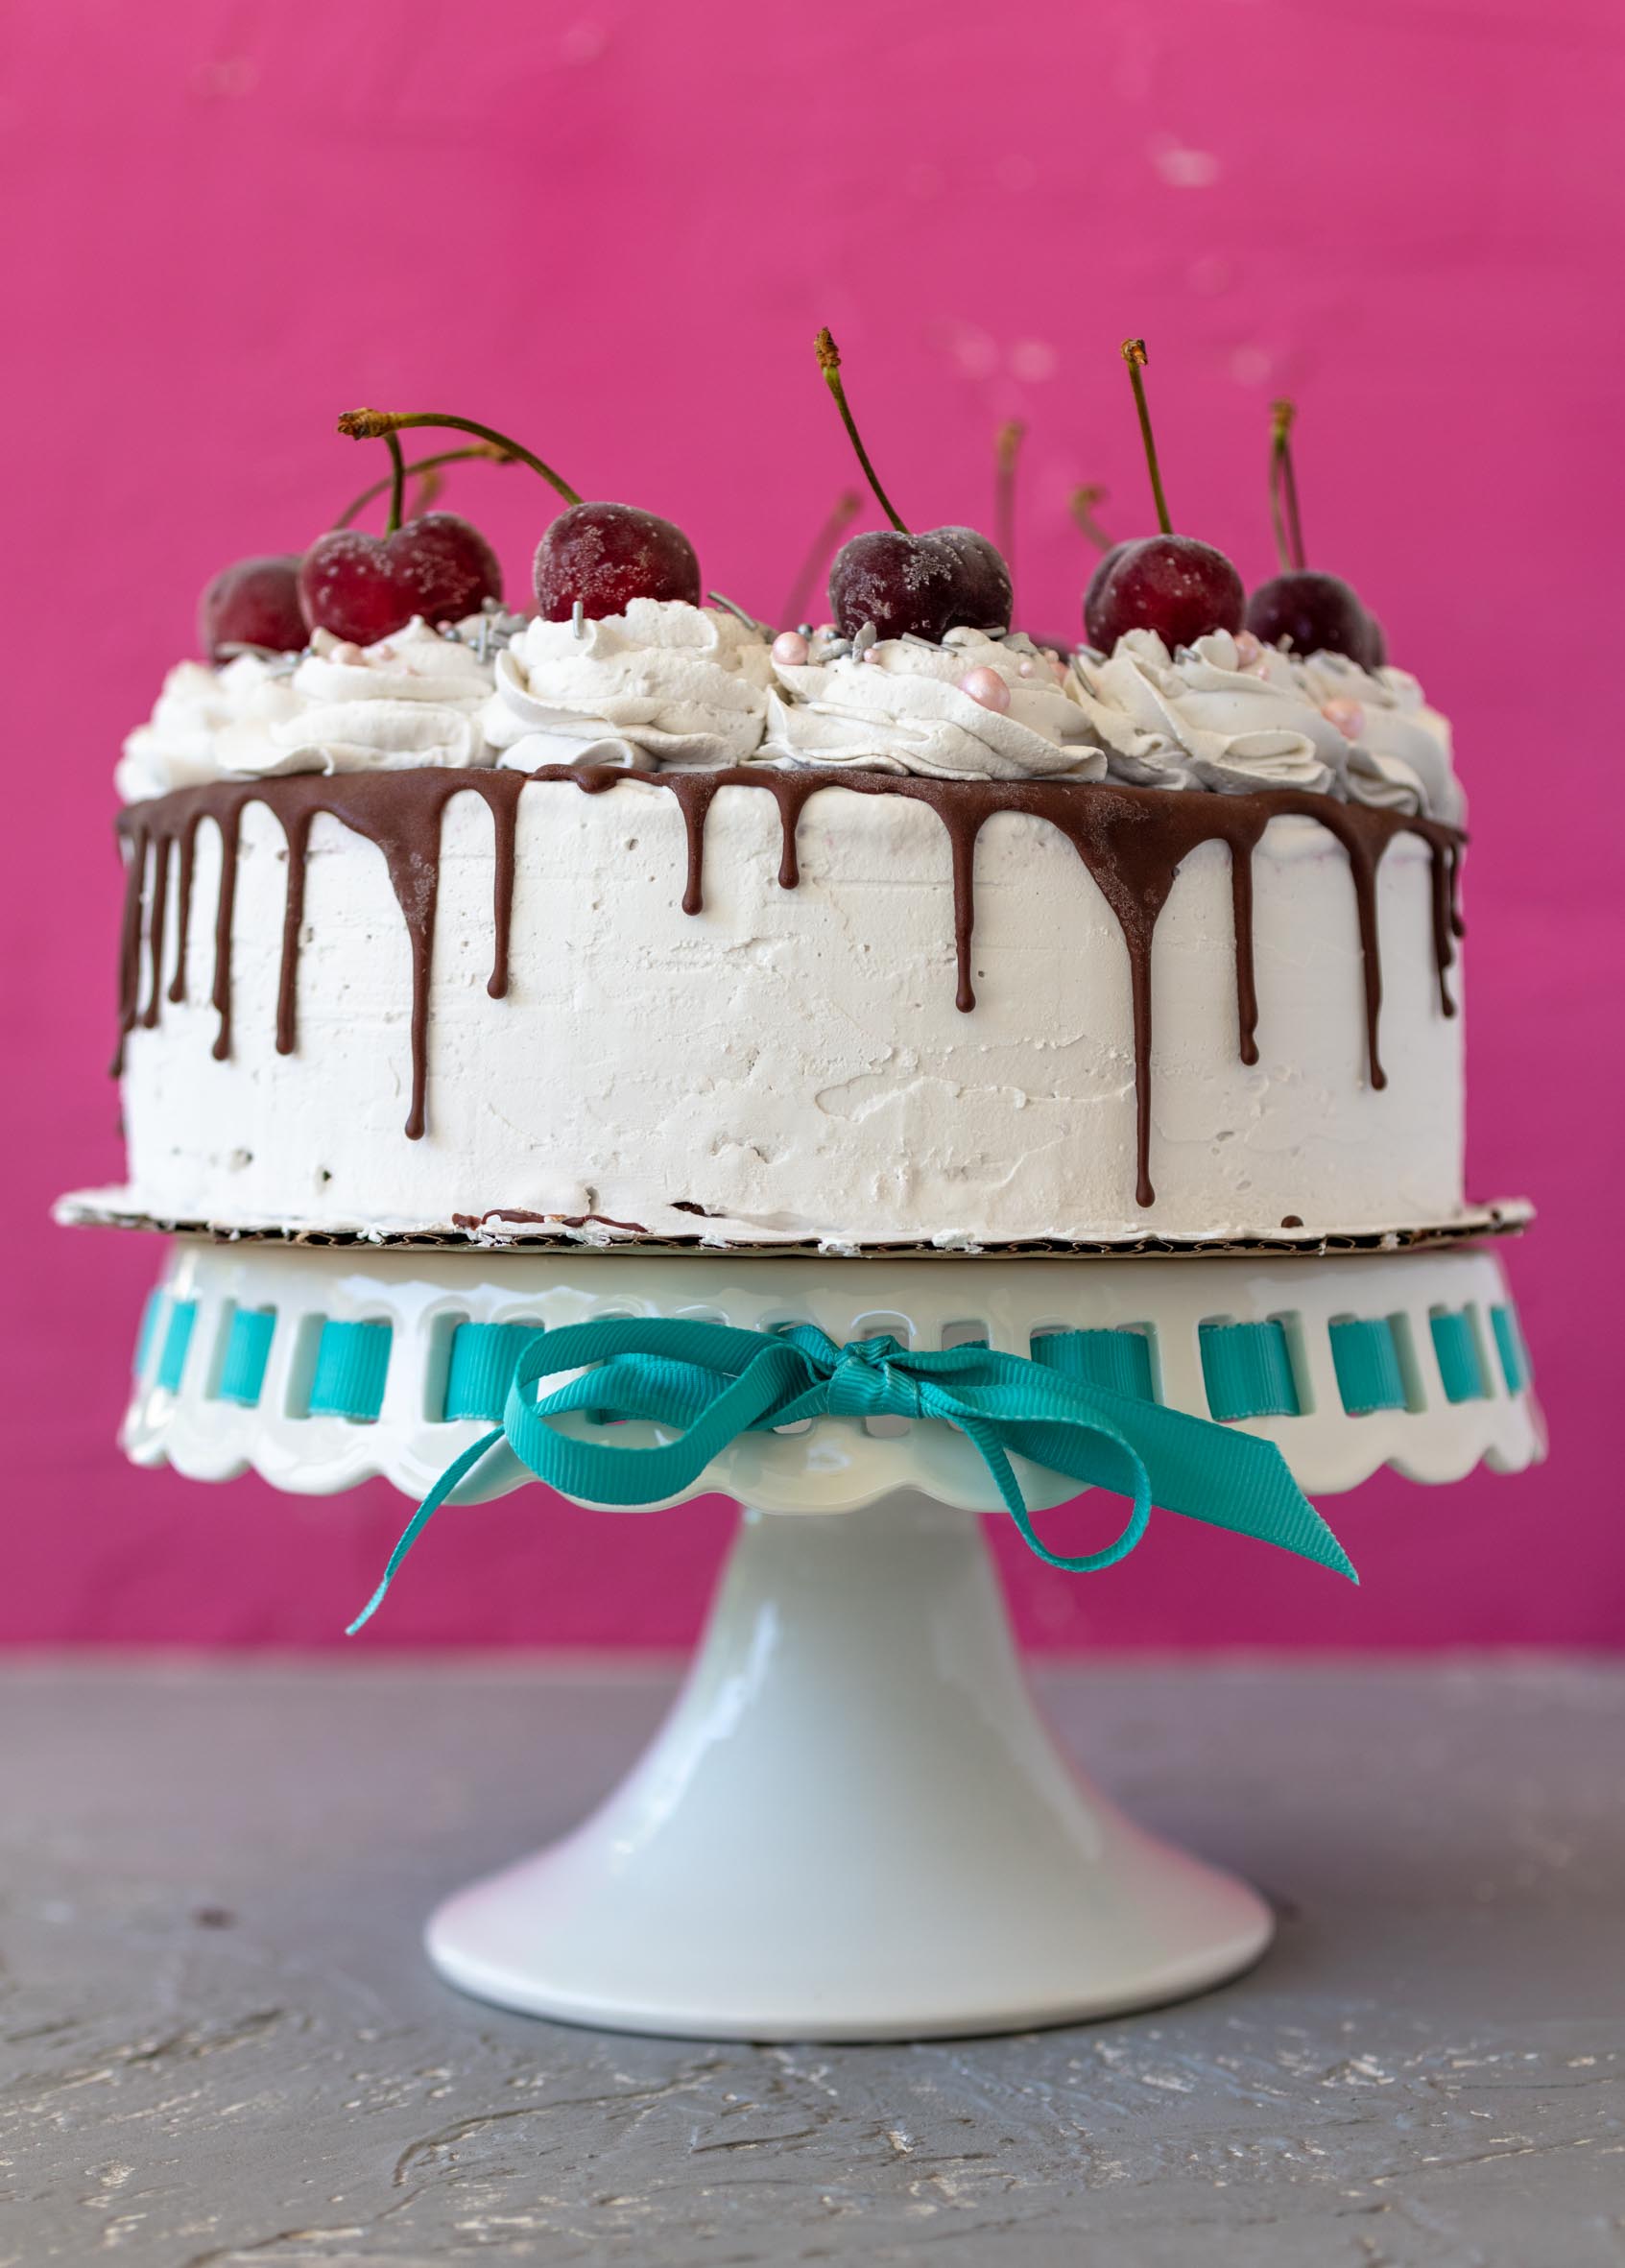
[{"xmin": 349, "ymin": 1319, "xmax": 1356, "ymax": 1633}]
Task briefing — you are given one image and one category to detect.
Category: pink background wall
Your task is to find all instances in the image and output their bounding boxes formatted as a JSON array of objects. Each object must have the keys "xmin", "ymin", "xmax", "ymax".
[{"xmin": 5, "ymin": 0, "xmax": 1622, "ymax": 1649}]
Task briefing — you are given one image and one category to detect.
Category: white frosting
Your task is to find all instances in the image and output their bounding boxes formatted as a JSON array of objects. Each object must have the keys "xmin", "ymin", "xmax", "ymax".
[
  {"xmin": 1290, "ymin": 651, "xmax": 1463, "ymax": 824},
  {"xmin": 1070, "ymin": 630, "xmax": 1463, "ymax": 822},
  {"xmin": 116, "ymin": 656, "xmax": 304, "ymax": 801},
  {"xmin": 762, "ymin": 627, "xmax": 1102, "ymax": 780},
  {"xmin": 117, "ymin": 620, "xmax": 499, "ymax": 800},
  {"xmin": 114, "ymin": 779, "xmax": 1466, "ymax": 1244},
  {"xmin": 486, "ymin": 599, "xmax": 774, "ymax": 773},
  {"xmin": 267, "ymin": 621, "xmax": 494, "ymax": 774}
]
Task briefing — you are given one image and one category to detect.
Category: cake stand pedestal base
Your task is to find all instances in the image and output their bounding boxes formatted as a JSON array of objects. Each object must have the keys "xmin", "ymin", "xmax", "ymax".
[{"xmin": 426, "ymin": 1489, "xmax": 1272, "ymax": 2041}]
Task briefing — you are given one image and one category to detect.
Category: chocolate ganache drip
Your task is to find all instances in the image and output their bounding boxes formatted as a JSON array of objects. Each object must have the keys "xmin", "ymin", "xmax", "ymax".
[{"xmin": 113, "ymin": 766, "xmax": 1464, "ymax": 1208}]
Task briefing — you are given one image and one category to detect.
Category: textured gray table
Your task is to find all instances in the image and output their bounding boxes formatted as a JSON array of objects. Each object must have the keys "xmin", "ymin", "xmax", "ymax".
[{"xmin": 3, "ymin": 1659, "xmax": 1623, "ymax": 2266}]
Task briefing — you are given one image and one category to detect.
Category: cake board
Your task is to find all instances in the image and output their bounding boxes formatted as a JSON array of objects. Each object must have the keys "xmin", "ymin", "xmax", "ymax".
[{"xmin": 110, "ymin": 1234, "xmax": 1542, "ymax": 2041}]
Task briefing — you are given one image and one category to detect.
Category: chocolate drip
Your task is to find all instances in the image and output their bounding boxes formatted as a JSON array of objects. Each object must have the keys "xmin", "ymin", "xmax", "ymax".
[
  {"xmin": 209, "ymin": 800, "xmax": 242, "ymax": 1061},
  {"xmin": 115, "ymin": 772, "xmax": 528, "ymax": 1139},
  {"xmin": 275, "ymin": 807, "xmax": 313, "ymax": 1057},
  {"xmin": 1229, "ymin": 833, "xmax": 1261, "ymax": 1066},
  {"xmin": 140, "ymin": 831, "xmax": 169, "ymax": 1028},
  {"xmin": 115, "ymin": 764, "xmax": 1464, "ymax": 1207},
  {"xmin": 487, "ymin": 781, "xmax": 517, "ymax": 1000},
  {"xmin": 168, "ymin": 817, "xmax": 197, "ymax": 1004}
]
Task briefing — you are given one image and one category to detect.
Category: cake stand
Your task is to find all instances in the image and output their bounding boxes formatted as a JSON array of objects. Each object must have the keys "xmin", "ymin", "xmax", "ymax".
[{"xmin": 107, "ymin": 1234, "xmax": 1543, "ymax": 2041}]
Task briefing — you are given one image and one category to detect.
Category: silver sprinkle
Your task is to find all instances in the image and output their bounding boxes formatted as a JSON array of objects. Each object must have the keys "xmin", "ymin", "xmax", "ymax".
[
  {"xmin": 572, "ymin": 600, "xmax": 585, "ymax": 640},
  {"xmin": 851, "ymin": 622, "xmax": 878, "ymax": 661}
]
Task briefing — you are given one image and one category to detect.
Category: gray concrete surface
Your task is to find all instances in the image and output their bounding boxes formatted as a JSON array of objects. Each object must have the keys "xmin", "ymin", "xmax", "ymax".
[{"xmin": 1, "ymin": 1657, "xmax": 1622, "ymax": 2266}]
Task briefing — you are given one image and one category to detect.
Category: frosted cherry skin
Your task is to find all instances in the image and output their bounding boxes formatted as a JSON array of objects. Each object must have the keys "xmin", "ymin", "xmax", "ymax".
[
  {"xmin": 933, "ymin": 526, "xmax": 1014, "ymax": 633},
  {"xmin": 198, "ymin": 555, "xmax": 307, "ymax": 659},
  {"xmin": 1086, "ymin": 535, "xmax": 1245, "ymax": 654},
  {"xmin": 298, "ymin": 513, "xmax": 502, "ymax": 645},
  {"xmin": 534, "ymin": 501, "xmax": 701, "ymax": 622},
  {"xmin": 1363, "ymin": 613, "xmax": 1388, "ymax": 669},
  {"xmin": 827, "ymin": 526, "xmax": 1014, "ymax": 641},
  {"xmin": 1245, "ymin": 570, "xmax": 1371, "ymax": 664},
  {"xmin": 828, "ymin": 530, "xmax": 956, "ymax": 640}
]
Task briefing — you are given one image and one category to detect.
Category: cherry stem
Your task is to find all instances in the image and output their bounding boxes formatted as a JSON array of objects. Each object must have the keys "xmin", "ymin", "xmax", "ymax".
[
  {"xmin": 383, "ymin": 433, "xmax": 407, "ymax": 535},
  {"xmin": 333, "ymin": 444, "xmax": 514, "ymax": 530},
  {"xmin": 1070, "ymin": 483, "xmax": 1113, "ymax": 553},
  {"xmin": 781, "ymin": 488, "xmax": 862, "ymax": 627},
  {"xmin": 1121, "ymin": 339, "xmax": 1172, "ymax": 536},
  {"xmin": 336, "ymin": 410, "xmax": 581, "ymax": 508},
  {"xmin": 815, "ymin": 329, "xmax": 908, "ymax": 533},
  {"xmin": 994, "ymin": 419, "xmax": 1024, "ymax": 567},
  {"xmin": 1270, "ymin": 398, "xmax": 1307, "ymax": 573}
]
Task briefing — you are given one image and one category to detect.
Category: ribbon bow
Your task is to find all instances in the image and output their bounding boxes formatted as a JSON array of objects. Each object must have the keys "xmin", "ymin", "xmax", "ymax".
[{"xmin": 349, "ymin": 1318, "xmax": 1354, "ymax": 1632}]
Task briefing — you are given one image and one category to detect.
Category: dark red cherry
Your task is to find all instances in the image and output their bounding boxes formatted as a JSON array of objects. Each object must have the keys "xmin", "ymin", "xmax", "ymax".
[
  {"xmin": 199, "ymin": 555, "xmax": 306, "ymax": 660},
  {"xmin": 1087, "ymin": 535, "xmax": 1245, "ymax": 655},
  {"xmin": 534, "ymin": 500, "xmax": 701, "ymax": 622},
  {"xmin": 1363, "ymin": 613, "xmax": 1388, "ymax": 669},
  {"xmin": 1245, "ymin": 570, "xmax": 1370, "ymax": 663},
  {"xmin": 299, "ymin": 513, "xmax": 501, "ymax": 646},
  {"xmin": 827, "ymin": 529, "xmax": 957, "ymax": 640},
  {"xmin": 827, "ymin": 526, "xmax": 1013, "ymax": 641},
  {"xmin": 932, "ymin": 526, "xmax": 1013, "ymax": 633},
  {"xmin": 1082, "ymin": 540, "xmax": 1130, "ymax": 650}
]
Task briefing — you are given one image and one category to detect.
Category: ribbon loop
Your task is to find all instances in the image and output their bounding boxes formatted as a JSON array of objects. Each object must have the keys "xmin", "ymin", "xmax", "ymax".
[{"xmin": 349, "ymin": 1319, "xmax": 1357, "ymax": 1632}]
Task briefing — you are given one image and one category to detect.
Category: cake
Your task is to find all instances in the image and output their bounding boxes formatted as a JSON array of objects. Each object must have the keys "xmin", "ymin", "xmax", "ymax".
[{"xmin": 90, "ymin": 357, "xmax": 1477, "ymax": 1253}]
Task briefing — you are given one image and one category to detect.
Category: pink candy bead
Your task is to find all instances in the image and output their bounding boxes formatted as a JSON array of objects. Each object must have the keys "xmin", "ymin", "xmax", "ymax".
[
  {"xmin": 958, "ymin": 665, "xmax": 1011, "ymax": 713},
  {"xmin": 772, "ymin": 630, "xmax": 809, "ymax": 667},
  {"xmin": 1232, "ymin": 631, "xmax": 1263, "ymax": 666},
  {"xmin": 1322, "ymin": 696, "xmax": 1365, "ymax": 740}
]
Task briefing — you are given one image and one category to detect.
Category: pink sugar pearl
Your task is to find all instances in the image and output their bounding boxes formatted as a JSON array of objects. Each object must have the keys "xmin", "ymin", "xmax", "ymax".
[
  {"xmin": 772, "ymin": 630, "xmax": 810, "ymax": 667},
  {"xmin": 959, "ymin": 665, "xmax": 1011, "ymax": 713},
  {"xmin": 1322, "ymin": 696, "xmax": 1365, "ymax": 740}
]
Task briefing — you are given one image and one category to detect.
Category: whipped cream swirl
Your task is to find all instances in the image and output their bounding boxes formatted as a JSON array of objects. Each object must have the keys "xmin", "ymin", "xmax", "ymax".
[
  {"xmin": 486, "ymin": 599, "xmax": 775, "ymax": 773},
  {"xmin": 117, "ymin": 655, "xmax": 304, "ymax": 802},
  {"xmin": 1069, "ymin": 630, "xmax": 1462, "ymax": 821},
  {"xmin": 268, "ymin": 621, "xmax": 494, "ymax": 774},
  {"xmin": 762, "ymin": 627, "xmax": 1102, "ymax": 781},
  {"xmin": 117, "ymin": 619, "xmax": 501, "ymax": 801},
  {"xmin": 1289, "ymin": 650, "xmax": 1462, "ymax": 824}
]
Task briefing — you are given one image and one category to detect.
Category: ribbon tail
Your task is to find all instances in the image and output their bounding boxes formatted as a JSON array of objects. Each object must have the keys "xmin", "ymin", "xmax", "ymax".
[
  {"xmin": 347, "ymin": 1425, "xmax": 506, "ymax": 1634},
  {"xmin": 1004, "ymin": 1404, "xmax": 1357, "ymax": 1583}
]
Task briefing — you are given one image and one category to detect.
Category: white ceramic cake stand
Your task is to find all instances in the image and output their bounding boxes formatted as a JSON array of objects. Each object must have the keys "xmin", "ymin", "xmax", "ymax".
[{"xmin": 118, "ymin": 1241, "xmax": 1542, "ymax": 2041}]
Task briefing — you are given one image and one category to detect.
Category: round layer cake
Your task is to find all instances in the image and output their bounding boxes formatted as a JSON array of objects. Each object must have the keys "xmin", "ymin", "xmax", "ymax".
[{"xmin": 102, "ymin": 604, "xmax": 1469, "ymax": 1249}]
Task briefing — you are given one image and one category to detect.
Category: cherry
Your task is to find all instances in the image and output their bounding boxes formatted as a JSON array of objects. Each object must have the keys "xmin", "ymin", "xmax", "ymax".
[
  {"xmin": 935, "ymin": 525, "xmax": 1014, "ymax": 632},
  {"xmin": 1245, "ymin": 569, "xmax": 1370, "ymax": 662},
  {"xmin": 299, "ymin": 514, "xmax": 502, "ymax": 646},
  {"xmin": 815, "ymin": 328, "xmax": 1012, "ymax": 640},
  {"xmin": 338, "ymin": 407, "xmax": 700, "ymax": 627},
  {"xmin": 828, "ymin": 529, "xmax": 959, "ymax": 640},
  {"xmin": 1089, "ymin": 537, "xmax": 1245, "ymax": 654},
  {"xmin": 1083, "ymin": 342, "xmax": 1245, "ymax": 654},
  {"xmin": 534, "ymin": 500, "xmax": 700, "ymax": 622},
  {"xmin": 1363, "ymin": 614, "xmax": 1388, "ymax": 670},
  {"xmin": 1245, "ymin": 399, "xmax": 1379, "ymax": 665},
  {"xmin": 198, "ymin": 555, "xmax": 306, "ymax": 659},
  {"xmin": 1082, "ymin": 541, "xmax": 1129, "ymax": 650}
]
